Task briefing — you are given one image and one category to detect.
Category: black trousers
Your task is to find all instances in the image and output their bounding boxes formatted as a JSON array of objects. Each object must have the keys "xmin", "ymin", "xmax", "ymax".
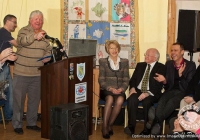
[
  {"xmin": 127, "ymin": 89, "xmax": 158, "ymax": 132},
  {"xmin": 155, "ymin": 89, "xmax": 184, "ymax": 124}
]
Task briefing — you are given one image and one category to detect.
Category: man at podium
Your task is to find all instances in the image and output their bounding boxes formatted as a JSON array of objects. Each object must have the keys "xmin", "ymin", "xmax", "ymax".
[{"xmin": 12, "ymin": 10, "xmax": 51, "ymax": 134}]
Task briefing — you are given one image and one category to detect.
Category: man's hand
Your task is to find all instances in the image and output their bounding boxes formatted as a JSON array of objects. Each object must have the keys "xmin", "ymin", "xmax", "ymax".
[
  {"xmin": 34, "ymin": 31, "xmax": 46, "ymax": 41},
  {"xmin": 42, "ymin": 57, "xmax": 51, "ymax": 63},
  {"xmin": 129, "ymin": 88, "xmax": 137, "ymax": 97},
  {"xmin": 184, "ymin": 96, "xmax": 194, "ymax": 104},
  {"xmin": 179, "ymin": 62, "xmax": 186, "ymax": 77},
  {"xmin": 1, "ymin": 52, "xmax": 17, "ymax": 63},
  {"xmin": 0, "ymin": 48, "xmax": 13, "ymax": 60},
  {"xmin": 6, "ymin": 53, "xmax": 17, "ymax": 61},
  {"xmin": 138, "ymin": 93, "xmax": 149, "ymax": 101},
  {"xmin": 154, "ymin": 73, "xmax": 166, "ymax": 84}
]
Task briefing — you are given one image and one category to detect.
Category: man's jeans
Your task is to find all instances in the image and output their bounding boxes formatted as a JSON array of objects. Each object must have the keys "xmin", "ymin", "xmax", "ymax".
[{"xmin": 0, "ymin": 64, "xmax": 13, "ymax": 120}]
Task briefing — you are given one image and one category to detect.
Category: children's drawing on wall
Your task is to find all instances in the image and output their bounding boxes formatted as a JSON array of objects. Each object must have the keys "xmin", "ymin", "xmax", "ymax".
[
  {"xmin": 112, "ymin": 0, "xmax": 130, "ymax": 21},
  {"xmin": 86, "ymin": 22, "xmax": 110, "ymax": 44},
  {"xmin": 68, "ymin": 24, "xmax": 86, "ymax": 40},
  {"xmin": 89, "ymin": 0, "xmax": 108, "ymax": 20},
  {"xmin": 96, "ymin": 44, "xmax": 109, "ymax": 65},
  {"xmin": 110, "ymin": 23, "xmax": 130, "ymax": 44},
  {"xmin": 119, "ymin": 46, "xmax": 133, "ymax": 67},
  {"xmin": 68, "ymin": 0, "xmax": 86, "ymax": 20}
]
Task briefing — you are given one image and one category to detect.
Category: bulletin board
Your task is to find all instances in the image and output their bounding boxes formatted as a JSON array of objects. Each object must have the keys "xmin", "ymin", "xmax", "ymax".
[{"xmin": 63, "ymin": 0, "xmax": 138, "ymax": 68}]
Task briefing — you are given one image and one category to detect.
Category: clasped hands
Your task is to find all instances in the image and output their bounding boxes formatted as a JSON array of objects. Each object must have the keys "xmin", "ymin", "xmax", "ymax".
[{"xmin": 109, "ymin": 87, "xmax": 123, "ymax": 94}]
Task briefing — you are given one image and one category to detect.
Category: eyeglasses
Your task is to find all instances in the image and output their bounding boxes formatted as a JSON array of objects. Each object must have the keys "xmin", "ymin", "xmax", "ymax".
[
  {"xmin": 144, "ymin": 53, "xmax": 155, "ymax": 57},
  {"xmin": 9, "ymin": 20, "xmax": 17, "ymax": 24}
]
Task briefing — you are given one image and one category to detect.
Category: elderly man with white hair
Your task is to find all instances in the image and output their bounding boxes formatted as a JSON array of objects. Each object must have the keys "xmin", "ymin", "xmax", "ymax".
[
  {"xmin": 12, "ymin": 10, "xmax": 51, "ymax": 134},
  {"xmin": 124, "ymin": 48, "xmax": 166, "ymax": 137}
]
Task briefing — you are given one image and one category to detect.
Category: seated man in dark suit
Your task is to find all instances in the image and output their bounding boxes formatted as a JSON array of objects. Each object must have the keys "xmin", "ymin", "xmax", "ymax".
[
  {"xmin": 124, "ymin": 48, "xmax": 166, "ymax": 136},
  {"xmin": 151, "ymin": 42, "xmax": 196, "ymax": 135}
]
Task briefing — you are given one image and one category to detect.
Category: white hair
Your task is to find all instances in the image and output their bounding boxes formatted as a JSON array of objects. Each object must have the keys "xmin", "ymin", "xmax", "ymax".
[{"xmin": 29, "ymin": 10, "xmax": 43, "ymax": 20}]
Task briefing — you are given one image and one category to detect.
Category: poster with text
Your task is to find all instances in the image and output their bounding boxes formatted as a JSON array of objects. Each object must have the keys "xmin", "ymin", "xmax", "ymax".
[
  {"xmin": 68, "ymin": 0, "xmax": 86, "ymax": 20},
  {"xmin": 112, "ymin": 0, "xmax": 130, "ymax": 21},
  {"xmin": 86, "ymin": 22, "xmax": 110, "ymax": 44},
  {"xmin": 75, "ymin": 82, "xmax": 87, "ymax": 103},
  {"xmin": 89, "ymin": 0, "xmax": 108, "ymax": 20},
  {"xmin": 110, "ymin": 23, "xmax": 130, "ymax": 44}
]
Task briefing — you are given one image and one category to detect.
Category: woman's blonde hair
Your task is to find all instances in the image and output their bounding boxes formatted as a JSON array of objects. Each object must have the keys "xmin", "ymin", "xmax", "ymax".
[{"xmin": 105, "ymin": 40, "xmax": 121, "ymax": 54}]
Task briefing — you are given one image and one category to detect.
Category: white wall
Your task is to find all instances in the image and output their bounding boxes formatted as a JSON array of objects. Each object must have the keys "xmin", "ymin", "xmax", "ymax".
[
  {"xmin": 138, "ymin": 0, "xmax": 168, "ymax": 64},
  {"xmin": 0, "ymin": 0, "xmax": 61, "ymax": 40},
  {"xmin": 0, "ymin": 0, "xmax": 169, "ymax": 64}
]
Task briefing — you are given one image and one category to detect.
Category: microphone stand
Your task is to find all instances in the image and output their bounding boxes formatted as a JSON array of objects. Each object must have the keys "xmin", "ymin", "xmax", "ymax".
[
  {"xmin": 54, "ymin": 38, "xmax": 68, "ymax": 59},
  {"xmin": 46, "ymin": 36, "xmax": 68, "ymax": 62}
]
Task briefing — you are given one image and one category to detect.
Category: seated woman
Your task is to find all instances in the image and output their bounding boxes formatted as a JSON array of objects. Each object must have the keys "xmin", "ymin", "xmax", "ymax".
[{"xmin": 98, "ymin": 40, "xmax": 129, "ymax": 139}]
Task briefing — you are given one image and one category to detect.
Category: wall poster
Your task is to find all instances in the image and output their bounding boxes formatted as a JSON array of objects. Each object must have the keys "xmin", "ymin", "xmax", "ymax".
[{"xmin": 63, "ymin": 0, "xmax": 137, "ymax": 68}]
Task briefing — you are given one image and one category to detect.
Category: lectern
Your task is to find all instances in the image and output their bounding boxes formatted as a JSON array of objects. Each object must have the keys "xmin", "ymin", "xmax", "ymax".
[{"xmin": 39, "ymin": 56, "xmax": 94, "ymax": 139}]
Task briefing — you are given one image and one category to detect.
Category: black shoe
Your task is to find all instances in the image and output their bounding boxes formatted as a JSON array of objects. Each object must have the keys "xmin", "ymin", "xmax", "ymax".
[
  {"xmin": 26, "ymin": 125, "xmax": 41, "ymax": 132},
  {"xmin": 14, "ymin": 128, "xmax": 24, "ymax": 134},
  {"xmin": 102, "ymin": 133, "xmax": 110, "ymax": 139},
  {"xmin": 140, "ymin": 128, "xmax": 150, "ymax": 135},
  {"xmin": 108, "ymin": 130, "xmax": 113, "ymax": 136},
  {"xmin": 101, "ymin": 130, "xmax": 110, "ymax": 139},
  {"xmin": 124, "ymin": 126, "xmax": 134, "ymax": 136},
  {"xmin": 0, "ymin": 120, "xmax": 10, "ymax": 124},
  {"xmin": 151, "ymin": 123, "xmax": 161, "ymax": 135}
]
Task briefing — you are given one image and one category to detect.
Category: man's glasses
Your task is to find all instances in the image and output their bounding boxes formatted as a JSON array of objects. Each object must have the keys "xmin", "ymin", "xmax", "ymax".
[
  {"xmin": 9, "ymin": 20, "xmax": 17, "ymax": 24},
  {"xmin": 144, "ymin": 53, "xmax": 155, "ymax": 57}
]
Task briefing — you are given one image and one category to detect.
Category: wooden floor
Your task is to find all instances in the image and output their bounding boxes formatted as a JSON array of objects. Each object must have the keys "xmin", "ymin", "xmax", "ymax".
[{"xmin": 0, "ymin": 120, "xmax": 170, "ymax": 140}]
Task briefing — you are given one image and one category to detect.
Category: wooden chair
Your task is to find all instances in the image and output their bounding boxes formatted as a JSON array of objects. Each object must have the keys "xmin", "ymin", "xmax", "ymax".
[
  {"xmin": 0, "ymin": 102, "xmax": 6, "ymax": 129},
  {"xmin": 162, "ymin": 108, "xmax": 180, "ymax": 134}
]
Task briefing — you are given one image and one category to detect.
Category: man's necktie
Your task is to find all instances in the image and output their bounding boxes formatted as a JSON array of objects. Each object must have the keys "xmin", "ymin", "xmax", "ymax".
[{"xmin": 141, "ymin": 64, "xmax": 151, "ymax": 92}]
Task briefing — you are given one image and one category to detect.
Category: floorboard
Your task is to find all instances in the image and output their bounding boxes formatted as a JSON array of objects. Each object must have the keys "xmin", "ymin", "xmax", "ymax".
[{"xmin": 0, "ymin": 120, "xmax": 169, "ymax": 140}]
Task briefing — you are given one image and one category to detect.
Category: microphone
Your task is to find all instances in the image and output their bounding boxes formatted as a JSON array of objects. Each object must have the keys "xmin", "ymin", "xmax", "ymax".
[
  {"xmin": 45, "ymin": 34, "xmax": 55, "ymax": 41},
  {"xmin": 54, "ymin": 38, "xmax": 68, "ymax": 59}
]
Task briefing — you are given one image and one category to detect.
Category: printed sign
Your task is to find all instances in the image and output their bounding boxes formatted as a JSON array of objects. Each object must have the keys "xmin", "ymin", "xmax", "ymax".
[{"xmin": 75, "ymin": 82, "xmax": 87, "ymax": 103}]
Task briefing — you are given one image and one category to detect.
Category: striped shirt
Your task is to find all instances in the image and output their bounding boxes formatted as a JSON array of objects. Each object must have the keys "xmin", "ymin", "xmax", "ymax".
[{"xmin": 14, "ymin": 25, "xmax": 51, "ymax": 76}]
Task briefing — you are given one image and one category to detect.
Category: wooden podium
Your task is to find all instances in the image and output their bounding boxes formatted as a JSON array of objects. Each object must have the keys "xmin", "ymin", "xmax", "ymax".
[{"xmin": 39, "ymin": 56, "xmax": 94, "ymax": 139}]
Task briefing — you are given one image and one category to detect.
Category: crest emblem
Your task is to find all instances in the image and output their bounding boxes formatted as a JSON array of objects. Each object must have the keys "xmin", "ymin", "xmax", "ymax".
[{"xmin": 77, "ymin": 63, "xmax": 85, "ymax": 81}]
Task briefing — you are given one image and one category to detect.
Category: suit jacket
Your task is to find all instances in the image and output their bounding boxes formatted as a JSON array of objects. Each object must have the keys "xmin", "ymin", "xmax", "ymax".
[
  {"xmin": 164, "ymin": 59, "xmax": 196, "ymax": 93},
  {"xmin": 185, "ymin": 65, "xmax": 200, "ymax": 102},
  {"xmin": 98, "ymin": 57, "xmax": 129, "ymax": 92},
  {"xmin": 129, "ymin": 62, "xmax": 166, "ymax": 99}
]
